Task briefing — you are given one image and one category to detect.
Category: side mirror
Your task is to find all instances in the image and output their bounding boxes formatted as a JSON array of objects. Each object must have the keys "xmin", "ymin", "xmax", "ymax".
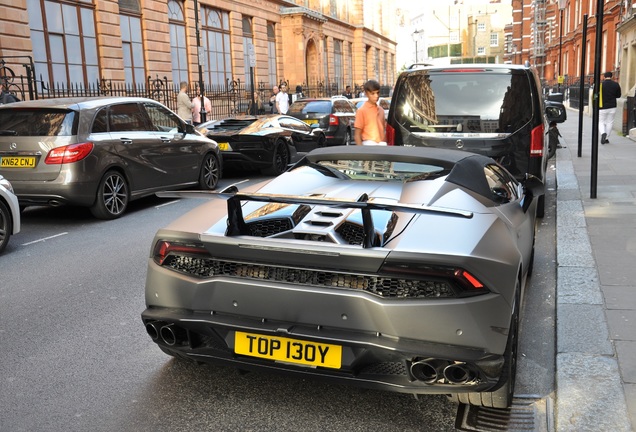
[
  {"xmin": 521, "ymin": 174, "xmax": 545, "ymax": 213},
  {"xmin": 184, "ymin": 123, "xmax": 196, "ymax": 134},
  {"xmin": 545, "ymin": 102, "xmax": 567, "ymax": 123}
]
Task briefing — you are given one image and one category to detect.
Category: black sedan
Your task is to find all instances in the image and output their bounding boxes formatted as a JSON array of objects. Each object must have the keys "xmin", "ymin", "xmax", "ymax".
[{"xmin": 198, "ymin": 115, "xmax": 326, "ymax": 175}]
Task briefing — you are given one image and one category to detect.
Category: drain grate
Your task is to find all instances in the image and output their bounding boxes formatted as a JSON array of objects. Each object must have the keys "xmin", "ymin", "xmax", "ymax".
[{"xmin": 455, "ymin": 397, "xmax": 552, "ymax": 432}]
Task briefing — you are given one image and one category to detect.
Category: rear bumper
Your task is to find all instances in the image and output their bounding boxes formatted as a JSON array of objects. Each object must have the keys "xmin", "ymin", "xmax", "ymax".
[{"xmin": 141, "ymin": 306, "xmax": 505, "ymax": 395}]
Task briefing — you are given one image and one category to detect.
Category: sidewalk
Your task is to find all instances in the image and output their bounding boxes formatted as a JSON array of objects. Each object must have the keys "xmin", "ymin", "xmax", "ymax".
[{"xmin": 555, "ymin": 109, "xmax": 636, "ymax": 431}]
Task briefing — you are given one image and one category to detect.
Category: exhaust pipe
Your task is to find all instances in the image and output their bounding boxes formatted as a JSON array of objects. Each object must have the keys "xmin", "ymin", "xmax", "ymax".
[
  {"xmin": 410, "ymin": 359, "xmax": 446, "ymax": 384},
  {"xmin": 443, "ymin": 363, "xmax": 475, "ymax": 384},
  {"xmin": 160, "ymin": 323, "xmax": 187, "ymax": 346},
  {"xmin": 145, "ymin": 321, "xmax": 162, "ymax": 341}
]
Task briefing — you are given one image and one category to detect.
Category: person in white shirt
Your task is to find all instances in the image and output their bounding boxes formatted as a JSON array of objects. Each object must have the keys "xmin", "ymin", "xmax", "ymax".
[{"xmin": 275, "ymin": 84, "xmax": 289, "ymax": 114}]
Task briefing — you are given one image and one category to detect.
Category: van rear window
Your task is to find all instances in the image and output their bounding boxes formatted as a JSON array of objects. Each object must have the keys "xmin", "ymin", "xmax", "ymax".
[
  {"xmin": 0, "ymin": 109, "xmax": 77, "ymax": 136},
  {"xmin": 393, "ymin": 70, "xmax": 533, "ymax": 134}
]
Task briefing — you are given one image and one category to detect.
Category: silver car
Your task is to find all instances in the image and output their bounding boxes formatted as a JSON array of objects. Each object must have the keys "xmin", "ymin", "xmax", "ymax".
[
  {"xmin": 141, "ymin": 146, "xmax": 543, "ymax": 409},
  {"xmin": 0, "ymin": 174, "xmax": 20, "ymax": 254},
  {"xmin": 0, "ymin": 97, "xmax": 221, "ymax": 219}
]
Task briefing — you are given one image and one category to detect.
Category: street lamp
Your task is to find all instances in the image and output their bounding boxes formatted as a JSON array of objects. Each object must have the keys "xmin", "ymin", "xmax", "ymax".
[
  {"xmin": 557, "ymin": 0, "xmax": 567, "ymax": 92},
  {"xmin": 412, "ymin": 30, "xmax": 424, "ymax": 64}
]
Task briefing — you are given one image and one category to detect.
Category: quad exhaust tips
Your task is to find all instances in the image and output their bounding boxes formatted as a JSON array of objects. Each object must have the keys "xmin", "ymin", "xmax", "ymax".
[
  {"xmin": 145, "ymin": 321, "xmax": 187, "ymax": 346},
  {"xmin": 410, "ymin": 358, "xmax": 476, "ymax": 385}
]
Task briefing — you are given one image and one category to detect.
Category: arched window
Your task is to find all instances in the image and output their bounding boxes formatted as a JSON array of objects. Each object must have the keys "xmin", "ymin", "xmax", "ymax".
[
  {"xmin": 201, "ymin": 7, "xmax": 232, "ymax": 87},
  {"xmin": 27, "ymin": 0, "xmax": 99, "ymax": 88},
  {"xmin": 168, "ymin": 0, "xmax": 188, "ymax": 85}
]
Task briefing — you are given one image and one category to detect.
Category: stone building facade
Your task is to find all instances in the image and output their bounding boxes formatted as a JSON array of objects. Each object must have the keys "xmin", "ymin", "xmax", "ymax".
[{"xmin": 0, "ymin": 0, "xmax": 397, "ymax": 98}]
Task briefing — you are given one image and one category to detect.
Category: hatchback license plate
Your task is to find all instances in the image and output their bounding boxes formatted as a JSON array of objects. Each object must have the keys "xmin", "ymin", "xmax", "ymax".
[
  {"xmin": 235, "ymin": 331, "xmax": 342, "ymax": 369},
  {"xmin": 1, "ymin": 156, "xmax": 36, "ymax": 168},
  {"xmin": 303, "ymin": 119, "xmax": 318, "ymax": 125},
  {"xmin": 218, "ymin": 142, "xmax": 229, "ymax": 151}
]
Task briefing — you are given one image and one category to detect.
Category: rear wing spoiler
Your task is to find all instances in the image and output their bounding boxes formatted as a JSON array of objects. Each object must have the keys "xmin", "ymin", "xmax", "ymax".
[{"xmin": 156, "ymin": 189, "xmax": 473, "ymax": 249}]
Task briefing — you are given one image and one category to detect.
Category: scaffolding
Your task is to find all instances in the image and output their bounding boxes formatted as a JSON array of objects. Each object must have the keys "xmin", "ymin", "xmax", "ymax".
[{"xmin": 531, "ymin": 0, "xmax": 547, "ymax": 78}]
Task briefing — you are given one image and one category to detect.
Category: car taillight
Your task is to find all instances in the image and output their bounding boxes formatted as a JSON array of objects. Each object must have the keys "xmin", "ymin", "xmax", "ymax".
[
  {"xmin": 329, "ymin": 114, "xmax": 339, "ymax": 126},
  {"xmin": 45, "ymin": 142, "xmax": 94, "ymax": 164},
  {"xmin": 380, "ymin": 263, "xmax": 489, "ymax": 297},
  {"xmin": 386, "ymin": 124, "xmax": 395, "ymax": 145},
  {"xmin": 153, "ymin": 240, "xmax": 209, "ymax": 266},
  {"xmin": 530, "ymin": 124, "xmax": 544, "ymax": 157}
]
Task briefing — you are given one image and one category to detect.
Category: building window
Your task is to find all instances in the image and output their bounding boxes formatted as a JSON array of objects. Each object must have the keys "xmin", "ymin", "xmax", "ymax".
[
  {"xmin": 490, "ymin": 33, "xmax": 498, "ymax": 47},
  {"xmin": 347, "ymin": 42, "xmax": 353, "ymax": 88},
  {"xmin": 168, "ymin": 0, "xmax": 188, "ymax": 85},
  {"xmin": 120, "ymin": 13, "xmax": 145, "ymax": 86},
  {"xmin": 450, "ymin": 31, "xmax": 459, "ymax": 43},
  {"xmin": 27, "ymin": 0, "xmax": 99, "ymax": 88},
  {"xmin": 242, "ymin": 17, "xmax": 254, "ymax": 90},
  {"xmin": 383, "ymin": 51, "xmax": 388, "ymax": 85},
  {"xmin": 267, "ymin": 23, "xmax": 277, "ymax": 86},
  {"xmin": 200, "ymin": 7, "xmax": 231, "ymax": 88},
  {"xmin": 477, "ymin": 22, "xmax": 486, "ymax": 31},
  {"xmin": 477, "ymin": 47, "xmax": 486, "ymax": 55},
  {"xmin": 334, "ymin": 40, "xmax": 343, "ymax": 89}
]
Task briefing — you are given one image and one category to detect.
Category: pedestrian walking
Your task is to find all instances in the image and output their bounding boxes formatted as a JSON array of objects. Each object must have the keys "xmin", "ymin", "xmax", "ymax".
[
  {"xmin": 353, "ymin": 79, "xmax": 386, "ymax": 146},
  {"xmin": 176, "ymin": 81, "xmax": 193, "ymax": 124},
  {"xmin": 269, "ymin": 85, "xmax": 279, "ymax": 114},
  {"xmin": 247, "ymin": 92, "xmax": 264, "ymax": 115},
  {"xmin": 598, "ymin": 71, "xmax": 622, "ymax": 144},
  {"xmin": 192, "ymin": 94, "xmax": 212, "ymax": 126},
  {"xmin": 276, "ymin": 83, "xmax": 289, "ymax": 115}
]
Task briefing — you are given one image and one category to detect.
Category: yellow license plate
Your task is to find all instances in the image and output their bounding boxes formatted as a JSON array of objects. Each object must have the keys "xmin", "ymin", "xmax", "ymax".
[
  {"xmin": 303, "ymin": 119, "xmax": 318, "ymax": 125},
  {"xmin": 235, "ymin": 331, "xmax": 342, "ymax": 369},
  {"xmin": 218, "ymin": 142, "xmax": 229, "ymax": 151},
  {"xmin": 1, "ymin": 156, "xmax": 36, "ymax": 168}
]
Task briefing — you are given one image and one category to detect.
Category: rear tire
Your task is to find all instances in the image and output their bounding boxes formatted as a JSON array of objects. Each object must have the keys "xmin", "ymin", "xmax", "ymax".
[
  {"xmin": 90, "ymin": 170, "xmax": 129, "ymax": 219},
  {"xmin": 343, "ymin": 129, "xmax": 352, "ymax": 146},
  {"xmin": 198, "ymin": 152, "xmax": 220, "ymax": 190},
  {"xmin": 448, "ymin": 281, "xmax": 520, "ymax": 409},
  {"xmin": 0, "ymin": 200, "xmax": 13, "ymax": 254},
  {"xmin": 262, "ymin": 140, "xmax": 289, "ymax": 176}
]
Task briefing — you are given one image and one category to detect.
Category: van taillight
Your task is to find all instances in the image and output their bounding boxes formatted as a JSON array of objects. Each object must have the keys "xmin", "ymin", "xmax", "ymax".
[
  {"xmin": 530, "ymin": 124, "xmax": 544, "ymax": 157},
  {"xmin": 329, "ymin": 115, "xmax": 339, "ymax": 126},
  {"xmin": 386, "ymin": 124, "xmax": 395, "ymax": 145}
]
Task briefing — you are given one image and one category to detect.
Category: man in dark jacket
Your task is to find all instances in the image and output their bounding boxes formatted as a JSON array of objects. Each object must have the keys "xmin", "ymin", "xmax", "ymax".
[
  {"xmin": 599, "ymin": 71, "xmax": 622, "ymax": 144},
  {"xmin": 0, "ymin": 83, "xmax": 20, "ymax": 105}
]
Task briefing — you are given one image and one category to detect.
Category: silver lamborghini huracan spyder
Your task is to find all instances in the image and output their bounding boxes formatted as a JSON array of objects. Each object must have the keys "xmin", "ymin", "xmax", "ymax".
[{"xmin": 141, "ymin": 146, "xmax": 544, "ymax": 409}]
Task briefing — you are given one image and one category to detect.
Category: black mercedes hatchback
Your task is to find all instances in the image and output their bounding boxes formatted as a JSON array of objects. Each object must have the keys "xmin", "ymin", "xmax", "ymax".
[{"xmin": 386, "ymin": 64, "xmax": 565, "ymax": 216}]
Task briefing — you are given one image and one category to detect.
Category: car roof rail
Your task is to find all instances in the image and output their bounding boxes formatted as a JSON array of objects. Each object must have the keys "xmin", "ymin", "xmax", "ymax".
[{"xmin": 407, "ymin": 63, "xmax": 434, "ymax": 69}]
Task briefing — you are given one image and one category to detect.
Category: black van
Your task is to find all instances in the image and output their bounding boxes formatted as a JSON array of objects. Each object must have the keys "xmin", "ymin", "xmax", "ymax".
[{"xmin": 386, "ymin": 64, "xmax": 566, "ymax": 216}]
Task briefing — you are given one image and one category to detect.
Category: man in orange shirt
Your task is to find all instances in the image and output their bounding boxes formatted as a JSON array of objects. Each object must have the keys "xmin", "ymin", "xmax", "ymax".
[{"xmin": 354, "ymin": 79, "xmax": 386, "ymax": 145}]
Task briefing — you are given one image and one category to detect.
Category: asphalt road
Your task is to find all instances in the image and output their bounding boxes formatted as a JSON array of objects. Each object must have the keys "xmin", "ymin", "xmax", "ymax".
[{"xmin": 0, "ymin": 165, "xmax": 557, "ymax": 432}]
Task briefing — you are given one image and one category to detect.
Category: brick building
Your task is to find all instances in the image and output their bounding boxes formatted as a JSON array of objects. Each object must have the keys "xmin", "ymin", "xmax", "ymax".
[
  {"xmin": 0, "ymin": 0, "xmax": 397, "ymax": 102},
  {"xmin": 506, "ymin": 0, "xmax": 624, "ymax": 89}
]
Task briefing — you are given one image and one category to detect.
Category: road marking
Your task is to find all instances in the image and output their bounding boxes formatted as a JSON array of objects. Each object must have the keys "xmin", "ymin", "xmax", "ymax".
[
  {"xmin": 155, "ymin": 199, "xmax": 181, "ymax": 209},
  {"xmin": 21, "ymin": 232, "xmax": 68, "ymax": 246}
]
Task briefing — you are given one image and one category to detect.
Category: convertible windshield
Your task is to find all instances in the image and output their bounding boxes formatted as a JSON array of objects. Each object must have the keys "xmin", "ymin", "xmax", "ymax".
[{"xmin": 316, "ymin": 159, "xmax": 447, "ymax": 181}]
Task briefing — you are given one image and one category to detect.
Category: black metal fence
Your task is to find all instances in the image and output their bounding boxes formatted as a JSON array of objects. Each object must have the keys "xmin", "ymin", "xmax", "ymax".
[{"xmin": 1, "ymin": 58, "xmax": 392, "ymax": 120}]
